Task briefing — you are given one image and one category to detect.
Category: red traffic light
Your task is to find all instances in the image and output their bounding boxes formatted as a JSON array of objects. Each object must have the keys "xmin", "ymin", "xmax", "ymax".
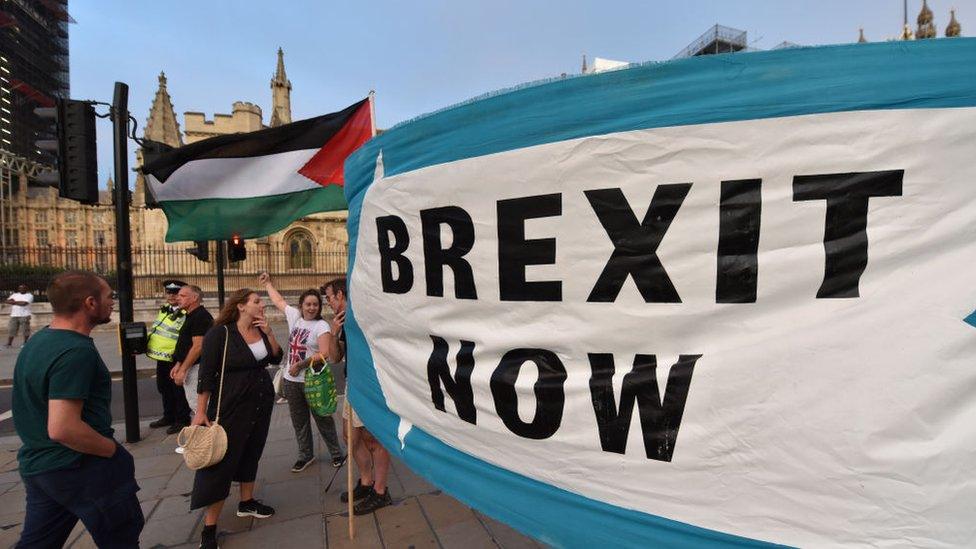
[{"xmin": 228, "ymin": 235, "xmax": 246, "ymax": 262}]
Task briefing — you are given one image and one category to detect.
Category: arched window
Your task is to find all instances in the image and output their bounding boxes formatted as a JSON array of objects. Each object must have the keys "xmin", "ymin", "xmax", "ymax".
[{"xmin": 287, "ymin": 230, "xmax": 314, "ymax": 270}]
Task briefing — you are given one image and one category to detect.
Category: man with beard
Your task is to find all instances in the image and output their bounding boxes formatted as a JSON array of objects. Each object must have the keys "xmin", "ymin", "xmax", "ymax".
[{"xmin": 12, "ymin": 271, "xmax": 144, "ymax": 547}]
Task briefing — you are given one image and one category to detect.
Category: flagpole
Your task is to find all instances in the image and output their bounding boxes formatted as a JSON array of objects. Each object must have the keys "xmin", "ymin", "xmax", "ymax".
[
  {"xmin": 368, "ymin": 90, "xmax": 377, "ymax": 137},
  {"xmin": 346, "ymin": 399, "xmax": 355, "ymax": 539}
]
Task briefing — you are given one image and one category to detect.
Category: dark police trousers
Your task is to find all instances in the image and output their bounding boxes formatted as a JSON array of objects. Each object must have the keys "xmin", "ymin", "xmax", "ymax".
[{"xmin": 17, "ymin": 443, "xmax": 144, "ymax": 548}]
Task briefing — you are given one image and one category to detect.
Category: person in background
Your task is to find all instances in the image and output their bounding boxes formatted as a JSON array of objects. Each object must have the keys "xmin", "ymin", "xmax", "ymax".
[
  {"xmin": 324, "ymin": 278, "xmax": 393, "ymax": 514},
  {"xmin": 259, "ymin": 272, "xmax": 346, "ymax": 472},
  {"xmin": 170, "ymin": 285, "xmax": 213, "ymax": 414},
  {"xmin": 190, "ymin": 289, "xmax": 282, "ymax": 549},
  {"xmin": 6, "ymin": 283, "xmax": 34, "ymax": 348},
  {"xmin": 13, "ymin": 271, "xmax": 144, "ymax": 547},
  {"xmin": 147, "ymin": 280, "xmax": 192, "ymax": 434}
]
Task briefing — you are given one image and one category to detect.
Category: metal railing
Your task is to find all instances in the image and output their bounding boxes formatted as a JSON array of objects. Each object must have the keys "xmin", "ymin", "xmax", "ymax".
[{"xmin": 1, "ymin": 245, "xmax": 348, "ymax": 300}]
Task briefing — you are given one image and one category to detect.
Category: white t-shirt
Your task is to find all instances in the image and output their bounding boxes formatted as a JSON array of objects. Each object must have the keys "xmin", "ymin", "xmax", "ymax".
[
  {"xmin": 282, "ymin": 305, "xmax": 330, "ymax": 382},
  {"xmin": 8, "ymin": 292, "xmax": 33, "ymax": 317}
]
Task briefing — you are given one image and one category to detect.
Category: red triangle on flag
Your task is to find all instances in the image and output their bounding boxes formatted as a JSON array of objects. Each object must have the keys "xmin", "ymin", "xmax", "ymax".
[{"xmin": 298, "ymin": 101, "xmax": 373, "ymax": 187}]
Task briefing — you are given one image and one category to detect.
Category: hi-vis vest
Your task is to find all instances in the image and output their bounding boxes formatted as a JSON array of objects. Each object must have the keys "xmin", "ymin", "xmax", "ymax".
[{"xmin": 146, "ymin": 305, "xmax": 186, "ymax": 362}]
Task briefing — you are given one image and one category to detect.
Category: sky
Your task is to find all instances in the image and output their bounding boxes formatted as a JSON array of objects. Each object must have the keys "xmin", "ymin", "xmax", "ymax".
[{"xmin": 66, "ymin": 0, "xmax": 971, "ymax": 186}]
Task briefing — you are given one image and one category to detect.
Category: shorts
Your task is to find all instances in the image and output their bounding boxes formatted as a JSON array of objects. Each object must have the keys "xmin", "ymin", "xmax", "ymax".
[
  {"xmin": 342, "ymin": 397, "xmax": 364, "ymax": 428},
  {"xmin": 8, "ymin": 315, "xmax": 30, "ymax": 335}
]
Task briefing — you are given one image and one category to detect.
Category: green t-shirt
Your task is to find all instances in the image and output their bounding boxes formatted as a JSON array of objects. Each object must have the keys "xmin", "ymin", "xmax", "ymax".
[{"xmin": 12, "ymin": 327, "xmax": 114, "ymax": 476}]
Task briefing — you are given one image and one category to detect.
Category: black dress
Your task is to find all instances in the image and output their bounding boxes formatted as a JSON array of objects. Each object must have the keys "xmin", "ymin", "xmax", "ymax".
[{"xmin": 190, "ymin": 324, "xmax": 282, "ymax": 510}]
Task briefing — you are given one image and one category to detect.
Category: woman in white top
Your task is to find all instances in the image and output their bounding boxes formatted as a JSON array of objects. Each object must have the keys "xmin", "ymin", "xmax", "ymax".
[{"xmin": 259, "ymin": 273, "xmax": 345, "ymax": 471}]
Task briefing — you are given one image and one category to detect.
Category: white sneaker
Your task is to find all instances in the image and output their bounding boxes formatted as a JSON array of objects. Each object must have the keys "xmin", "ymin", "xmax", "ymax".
[{"xmin": 175, "ymin": 446, "xmax": 185, "ymax": 454}]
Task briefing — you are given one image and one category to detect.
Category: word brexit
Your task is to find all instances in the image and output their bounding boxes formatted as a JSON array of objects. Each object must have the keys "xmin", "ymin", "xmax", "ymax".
[{"xmin": 375, "ymin": 170, "xmax": 903, "ymax": 303}]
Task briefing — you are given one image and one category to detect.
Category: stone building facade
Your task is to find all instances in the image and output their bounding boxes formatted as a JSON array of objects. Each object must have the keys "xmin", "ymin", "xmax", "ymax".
[{"xmin": 4, "ymin": 49, "xmax": 349, "ymax": 265}]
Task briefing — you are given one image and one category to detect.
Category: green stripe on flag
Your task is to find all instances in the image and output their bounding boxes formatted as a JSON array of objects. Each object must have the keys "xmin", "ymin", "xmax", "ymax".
[{"xmin": 161, "ymin": 186, "xmax": 346, "ymax": 242}]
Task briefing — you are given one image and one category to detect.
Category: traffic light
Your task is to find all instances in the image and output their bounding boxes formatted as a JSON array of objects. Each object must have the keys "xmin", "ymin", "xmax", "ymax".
[
  {"xmin": 34, "ymin": 99, "xmax": 99, "ymax": 204},
  {"xmin": 228, "ymin": 235, "xmax": 246, "ymax": 262},
  {"xmin": 186, "ymin": 241, "xmax": 209, "ymax": 262}
]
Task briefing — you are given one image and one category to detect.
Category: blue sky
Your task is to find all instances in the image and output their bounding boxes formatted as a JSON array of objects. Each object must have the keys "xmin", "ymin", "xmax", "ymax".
[{"xmin": 67, "ymin": 0, "xmax": 970, "ymax": 186}]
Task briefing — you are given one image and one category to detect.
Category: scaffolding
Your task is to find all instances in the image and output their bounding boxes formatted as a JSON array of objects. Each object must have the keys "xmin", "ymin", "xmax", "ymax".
[
  {"xmin": 0, "ymin": 148, "xmax": 52, "ymax": 253},
  {"xmin": 673, "ymin": 24, "xmax": 748, "ymax": 59}
]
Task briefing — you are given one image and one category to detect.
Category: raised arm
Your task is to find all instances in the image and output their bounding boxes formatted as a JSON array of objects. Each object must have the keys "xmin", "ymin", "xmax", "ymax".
[{"xmin": 259, "ymin": 272, "xmax": 288, "ymax": 312}]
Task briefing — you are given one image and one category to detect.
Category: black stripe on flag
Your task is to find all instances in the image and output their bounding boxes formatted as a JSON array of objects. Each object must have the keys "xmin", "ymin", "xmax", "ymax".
[{"xmin": 142, "ymin": 98, "xmax": 368, "ymax": 183}]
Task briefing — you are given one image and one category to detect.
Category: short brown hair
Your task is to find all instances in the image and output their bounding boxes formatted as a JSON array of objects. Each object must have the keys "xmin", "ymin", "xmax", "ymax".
[
  {"xmin": 322, "ymin": 278, "xmax": 346, "ymax": 298},
  {"xmin": 47, "ymin": 271, "xmax": 105, "ymax": 315}
]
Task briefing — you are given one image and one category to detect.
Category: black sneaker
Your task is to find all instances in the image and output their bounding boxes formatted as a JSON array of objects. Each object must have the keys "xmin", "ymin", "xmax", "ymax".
[
  {"xmin": 199, "ymin": 524, "xmax": 218, "ymax": 548},
  {"xmin": 353, "ymin": 488, "xmax": 392, "ymax": 515},
  {"xmin": 331, "ymin": 455, "xmax": 347, "ymax": 468},
  {"xmin": 149, "ymin": 417, "xmax": 173, "ymax": 428},
  {"xmin": 237, "ymin": 499, "xmax": 275, "ymax": 518},
  {"xmin": 340, "ymin": 480, "xmax": 372, "ymax": 503},
  {"xmin": 166, "ymin": 422, "xmax": 187, "ymax": 435},
  {"xmin": 291, "ymin": 457, "xmax": 315, "ymax": 472}
]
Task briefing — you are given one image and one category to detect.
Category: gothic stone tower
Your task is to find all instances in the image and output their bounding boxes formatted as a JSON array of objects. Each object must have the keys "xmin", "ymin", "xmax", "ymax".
[{"xmin": 270, "ymin": 48, "xmax": 292, "ymax": 127}]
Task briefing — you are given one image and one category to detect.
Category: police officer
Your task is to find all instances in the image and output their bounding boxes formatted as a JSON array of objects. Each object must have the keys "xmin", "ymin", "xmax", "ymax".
[{"xmin": 147, "ymin": 279, "xmax": 191, "ymax": 434}]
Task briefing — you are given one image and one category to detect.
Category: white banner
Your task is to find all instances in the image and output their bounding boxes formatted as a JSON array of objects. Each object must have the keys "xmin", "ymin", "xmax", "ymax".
[{"xmin": 352, "ymin": 107, "xmax": 976, "ymax": 546}]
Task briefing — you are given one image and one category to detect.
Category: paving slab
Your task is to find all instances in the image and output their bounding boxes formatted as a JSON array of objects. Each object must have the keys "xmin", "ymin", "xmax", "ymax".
[
  {"xmin": 255, "ymin": 476, "xmax": 322, "ymax": 526},
  {"xmin": 222, "ymin": 513, "xmax": 324, "ymax": 548},
  {"xmin": 160, "ymin": 462, "xmax": 197, "ymax": 498},
  {"xmin": 326, "ymin": 512, "xmax": 382, "ymax": 549},
  {"xmin": 135, "ymin": 452, "xmax": 184, "ymax": 480},
  {"xmin": 476, "ymin": 512, "xmax": 545, "ymax": 549},
  {"xmin": 375, "ymin": 496, "xmax": 439, "ymax": 548},
  {"xmin": 419, "ymin": 493, "xmax": 498, "ymax": 549},
  {"xmin": 136, "ymin": 473, "xmax": 170, "ymax": 502},
  {"xmin": 2, "ymin": 484, "xmax": 25, "ymax": 514},
  {"xmin": 0, "ymin": 511, "xmax": 25, "ymax": 547}
]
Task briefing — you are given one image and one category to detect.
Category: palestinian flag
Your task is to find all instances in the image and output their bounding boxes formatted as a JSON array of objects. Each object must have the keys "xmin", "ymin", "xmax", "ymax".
[{"xmin": 142, "ymin": 98, "xmax": 372, "ymax": 242}]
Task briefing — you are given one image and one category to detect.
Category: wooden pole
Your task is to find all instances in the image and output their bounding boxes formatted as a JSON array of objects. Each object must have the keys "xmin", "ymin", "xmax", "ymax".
[{"xmin": 346, "ymin": 398, "xmax": 355, "ymax": 538}]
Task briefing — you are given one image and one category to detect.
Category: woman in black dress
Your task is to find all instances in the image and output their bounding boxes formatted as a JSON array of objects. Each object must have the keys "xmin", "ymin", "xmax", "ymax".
[{"xmin": 189, "ymin": 289, "xmax": 282, "ymax": 549}]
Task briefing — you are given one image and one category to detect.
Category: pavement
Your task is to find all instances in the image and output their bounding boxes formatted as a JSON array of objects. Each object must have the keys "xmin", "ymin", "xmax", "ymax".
[
  {"xmin": 0, "ymin": 398, "xmax": 545, "ymax": 548},
  {"xmin": 0, "ymin": 323, "xmax": 544, "ymax": 547}
]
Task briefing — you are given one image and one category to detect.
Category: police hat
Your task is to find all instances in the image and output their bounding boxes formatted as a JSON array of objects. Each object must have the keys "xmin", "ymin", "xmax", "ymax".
[{"xmin": 163, "ymin": 279, "xmax": 187, "ymax": 294}]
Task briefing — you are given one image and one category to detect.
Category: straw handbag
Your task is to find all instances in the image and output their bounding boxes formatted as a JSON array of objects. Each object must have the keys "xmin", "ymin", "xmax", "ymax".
[{"xmin": 177, "ymin": 326, "xmax": 230, "ymax": 470}]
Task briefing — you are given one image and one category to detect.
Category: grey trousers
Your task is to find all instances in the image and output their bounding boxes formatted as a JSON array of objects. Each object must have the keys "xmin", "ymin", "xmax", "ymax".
[{"xmin": 282, "ymin": 378, "xmax": 343, "ymax": 461}]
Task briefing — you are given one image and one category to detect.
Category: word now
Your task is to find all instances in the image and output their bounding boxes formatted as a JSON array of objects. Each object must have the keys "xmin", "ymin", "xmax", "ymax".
[
  {"xmin": 376, "ymin": 170, "xmax": 903, "ymax": 302},
  {"xmin": 427, "ymin": 335, "xmax": 701, "ymax": 462}
]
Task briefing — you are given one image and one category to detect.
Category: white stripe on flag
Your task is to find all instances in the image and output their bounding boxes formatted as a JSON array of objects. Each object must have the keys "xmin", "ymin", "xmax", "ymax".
[{"xmin": 149, "ymin": 148, "xmax": 322, "ymax": 201}]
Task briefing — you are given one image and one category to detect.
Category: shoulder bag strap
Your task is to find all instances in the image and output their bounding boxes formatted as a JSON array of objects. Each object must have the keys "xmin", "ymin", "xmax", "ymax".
[{"xmin": 214, "ymin": 325, "xmax": 230, "ymax": 425}]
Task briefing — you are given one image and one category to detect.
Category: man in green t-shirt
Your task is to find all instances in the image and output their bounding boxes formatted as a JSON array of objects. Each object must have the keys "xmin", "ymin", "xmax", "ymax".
[{"xmin": 12, "ymin": 271, "xmax": 144, "ymax": 548}]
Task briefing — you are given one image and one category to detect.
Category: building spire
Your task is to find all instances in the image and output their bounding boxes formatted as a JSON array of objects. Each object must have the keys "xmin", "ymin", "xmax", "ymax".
[
  {"xmin": 270, "ymin": 48, "xmax": 293, "ymax": 127},
  {"xmin": 581, "ymin": 54, "xmax": 587, "ymax": 74},
  {"xmin": 144, "ymin": 71, "xmax": 183, "ymax": 147},
  {"xmin": 858, "ymin": 28, "xmax": 867, "ymax": 43},
  {"xmin": 274, "ymin": 47, "xmax": 288, "ymax": 85},
  {"xmin": 946, "ymin": 9, "xmax": 962, "ymax": 37}
]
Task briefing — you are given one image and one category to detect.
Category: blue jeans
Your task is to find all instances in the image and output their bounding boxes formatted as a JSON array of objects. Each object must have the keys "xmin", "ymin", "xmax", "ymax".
[{"xmin": 18, "ymin": 443, "xmax": 144, "ymax": 548}]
